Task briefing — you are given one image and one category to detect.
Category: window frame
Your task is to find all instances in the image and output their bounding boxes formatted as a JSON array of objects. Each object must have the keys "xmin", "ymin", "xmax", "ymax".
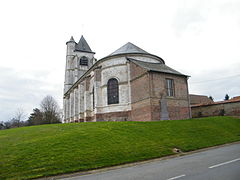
[
  {"xmin": 107, "ymin": 78, "xmax": 119, "ymax": 105},
  {"xmin": 79, "ymin": 56, "xmax": 88, "ymax": 66},
  {"xmin": 166, "ymin": 78, "xmax": 175, "ymax": 97},
  {"xmin": 92, "ymin": 87, "xmax": 95, "ymax": 109}
]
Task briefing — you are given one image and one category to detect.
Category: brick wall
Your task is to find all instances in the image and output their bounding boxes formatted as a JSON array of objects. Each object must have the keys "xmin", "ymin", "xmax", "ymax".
[
  {"xmin": 129, "ymin": 62, "xmax": 191, "ymax": 121},
  {"xmin": 131, "ymin": 99, "xmax": 152, "ymax": 121},
  {"xmin": 150, "ymin": 72, "xmax": 191, "ymax": 120},
  {"xmin": 130, "ymin": 62, "xmax": 152, "ymax": 121}
]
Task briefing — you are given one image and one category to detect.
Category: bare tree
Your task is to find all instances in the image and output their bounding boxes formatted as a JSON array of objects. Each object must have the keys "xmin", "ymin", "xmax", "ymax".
[
  {"xmin": 40, "ymin": 95, "xmax": 61, "ymax": 124},
  {"xmin": 5, "ymin": 108, "xmax": 27, "ymax": 128},
  {"xmin": 14, "ymin": 108, "xmax": 27, "ymax": 127},
  {"xmin": 0, "ymin": 108, "xmax": 27, "ymax": 129}
]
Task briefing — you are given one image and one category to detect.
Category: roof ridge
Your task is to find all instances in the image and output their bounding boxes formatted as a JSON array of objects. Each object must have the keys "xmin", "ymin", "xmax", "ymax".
[
  {"xmin": 127, "ymin": 57, "xmax": 161, "ymax": 64},
  {"xmin": 66, "ymin": 36, "xmax": 76, "ymax": 44},
  {"xmin": 75, "ymin": 35, "xmax": 94, "ymax": 53},
  {"xmin": 109, "ymin": 42, "xmax": 149, "ymax": 56},
  {"xmin": 70, "ymin": 36, "xmax": 75, "ymax": 42},
  {"xmin": 127, "ymin": 57, "xmax": 188, "ymax": 77}
]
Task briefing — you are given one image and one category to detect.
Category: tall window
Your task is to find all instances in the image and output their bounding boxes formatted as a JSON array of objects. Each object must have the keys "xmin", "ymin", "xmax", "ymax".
[
  {"xmin": 107, "ymin": 78, "xmax": 119, "ymax": 105},
  {"xmin": 92, "ymin": 87, "xmax": 95, "ymax": 109},
  {"xmin": 166, "ymin": 79, "xmax": 174, "ymax": 97},
  {"xmin": 80, "ymin": 56, "xmax": 88, "ymax": 66}
]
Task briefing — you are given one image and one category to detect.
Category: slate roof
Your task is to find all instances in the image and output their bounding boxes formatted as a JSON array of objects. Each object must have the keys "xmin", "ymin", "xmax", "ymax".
[
  {"xmin": 109, "ymin": 42, "xmax": 149, "ymax": 56},
  {"xmin": 127, "ymin": 58, "xmax": 188, "ymax": 77},
  {"xmin": 66, "ymin": 36, "xmax": 76, "ymax": 44},
  {"xmin": 75, "ymin": 35, "xmax": 94, "ymax": 53},
  {"xmin": 69, "ymin": 36, "xmax": 75, "ymax": 42}
]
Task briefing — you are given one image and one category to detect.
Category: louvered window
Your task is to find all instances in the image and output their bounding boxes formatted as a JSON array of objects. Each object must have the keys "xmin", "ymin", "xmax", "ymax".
[{"xmin": 80, "ymin": 56, "xmax": 88, "ymax": 66}]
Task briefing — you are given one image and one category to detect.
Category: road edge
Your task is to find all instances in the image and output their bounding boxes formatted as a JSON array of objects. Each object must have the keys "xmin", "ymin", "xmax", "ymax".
[{"xmin": 38, "ymin": 141, "xmax": 240, "ymax": 180}]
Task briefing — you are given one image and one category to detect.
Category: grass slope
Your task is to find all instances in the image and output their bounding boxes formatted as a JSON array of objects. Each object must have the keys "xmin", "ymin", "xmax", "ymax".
[{"xmin": 0, "ymin": 116, "xmax": 240, "ymax": 179}]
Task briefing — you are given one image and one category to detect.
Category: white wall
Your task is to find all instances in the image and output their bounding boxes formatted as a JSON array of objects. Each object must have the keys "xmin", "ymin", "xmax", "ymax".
[{"xmin": 64, "ymin": 53, "xmax": 162, "ymax": 122}]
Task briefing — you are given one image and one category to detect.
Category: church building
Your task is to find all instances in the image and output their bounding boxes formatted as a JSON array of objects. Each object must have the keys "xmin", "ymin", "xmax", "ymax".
[{"xmin": 63, "ymin": 36, "xmax": 191, "ymax": 123}]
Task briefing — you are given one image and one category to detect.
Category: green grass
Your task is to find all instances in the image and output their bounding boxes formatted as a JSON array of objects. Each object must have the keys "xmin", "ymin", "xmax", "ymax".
[{"xmin": 0, "ymin": 116, "xmax": 240, "ymax": 180}]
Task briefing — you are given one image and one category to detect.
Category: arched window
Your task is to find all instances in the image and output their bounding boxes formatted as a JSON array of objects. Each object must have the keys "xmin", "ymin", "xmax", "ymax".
[
  {"xmin": 92, "ymin": 87, "xmax": 95, "ymax": 109},
  {"xmin": 107, "ymin": 78, "xmax": 119, "ymax": 105},
  {"xmin": 80, "ymin": 56, "xmax": 88, "ymax": 66}
]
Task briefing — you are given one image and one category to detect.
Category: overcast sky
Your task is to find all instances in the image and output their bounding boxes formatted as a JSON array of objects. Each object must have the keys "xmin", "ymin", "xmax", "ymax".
[{"xmin": 0, "ymin": 0, "xmax": 239, "ymax": 121}]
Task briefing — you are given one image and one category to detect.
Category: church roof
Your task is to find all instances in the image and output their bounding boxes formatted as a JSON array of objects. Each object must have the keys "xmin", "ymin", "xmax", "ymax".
[
  {"xmin": 109, "ymin": 42, "xmax": 149, "ymax": 56},
  {"xmin": 127, "ymin": 58, "xmax": 188, "ymax": 77},
  {"xmin": 75, "ymin": 35, "xmax": 94, "ymax": 53},
  {"xmin": 69, "ymin": 36, "xmax": 75, "ymax": 42},
  {"xmin": 66, "ymin": 36, "xmax": 76, "ymax": 44}
]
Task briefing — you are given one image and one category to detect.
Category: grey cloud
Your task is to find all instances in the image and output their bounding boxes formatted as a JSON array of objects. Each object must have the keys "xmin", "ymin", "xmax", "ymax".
[
  {"xmin": 173, "ymin": 4, "xmax": 206, "ymax": 36},
  {"xmin": 189, "ymin": 63, "xmax": 240, "ymax": 101},
  {"xmin": 0, "ymin": 67, "xmax": 63, "ymax": 122}
]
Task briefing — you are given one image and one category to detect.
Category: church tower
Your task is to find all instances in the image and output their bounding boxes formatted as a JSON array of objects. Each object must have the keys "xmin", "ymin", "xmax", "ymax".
[{"xmin": 64, "ymin": 36, "xmax": 95, "ymax": 93}]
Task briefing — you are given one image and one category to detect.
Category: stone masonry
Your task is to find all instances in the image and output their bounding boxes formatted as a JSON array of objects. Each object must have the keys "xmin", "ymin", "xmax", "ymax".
[
  {"xmin": 191, "ymin": 97, "xmax": 240, "ymax": 118},
  {"xmin": 63, "ymin": 36, "xmax": 191, "ymax": 122}
]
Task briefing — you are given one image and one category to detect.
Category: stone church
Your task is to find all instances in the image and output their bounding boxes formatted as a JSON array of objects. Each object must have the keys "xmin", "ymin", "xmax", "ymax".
[{"xmin": 63, "ymin": 36, "xmax": 191, "ymax": 123}]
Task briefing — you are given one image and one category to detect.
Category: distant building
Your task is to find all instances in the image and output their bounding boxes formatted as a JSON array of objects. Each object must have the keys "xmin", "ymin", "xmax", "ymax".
[
  {"xmin": 63, "ymin": 36, "xmax": 191, "ymax": 122},
  {"xmin": 189, "ymin": 94, "xmax": 213, "ymax": 105}
]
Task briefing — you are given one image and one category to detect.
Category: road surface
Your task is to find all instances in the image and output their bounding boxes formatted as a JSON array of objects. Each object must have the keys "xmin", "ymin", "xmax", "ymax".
[{"xmin": 61, "ymin": 143, "xmax": 240, "ymax": 180}]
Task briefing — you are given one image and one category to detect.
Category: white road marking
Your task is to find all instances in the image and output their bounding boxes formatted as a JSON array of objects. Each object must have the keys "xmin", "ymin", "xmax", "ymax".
[
  {"xmin": 167, "ymin": 174, "xmax": 186, "ymax": 180},
  {"xmin": 209, "ymin": 157, "xmax": 240, "ymax": 169}
]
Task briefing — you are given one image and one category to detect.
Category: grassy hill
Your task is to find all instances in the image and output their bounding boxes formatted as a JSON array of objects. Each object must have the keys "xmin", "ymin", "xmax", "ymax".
[{"xmin": 0, "ymin": 116, "xmax": 240, "ymax": 180}]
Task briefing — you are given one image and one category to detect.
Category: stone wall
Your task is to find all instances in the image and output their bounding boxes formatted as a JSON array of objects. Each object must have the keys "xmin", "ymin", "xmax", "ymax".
[
  {"xmin": 97, "ymin": 57, "xmax": 131, "ymax": 116},
  {"xmin": 64, "ymin": 41, "xmax": 94, "ymax": 93},
  {"xmin": 64, "ymin": 52, "xmax": 191, "ymax": 122},
  {"xmin": 191, "ymin": 101, "xmax": 240, "ymax": 118},
  {"xmin": 64, "ymin": 56, "xmax": 132, "ymax": 122},
  {"xmin": 95, "ymin": 111, "xmax": 131, "ymax": 122}
]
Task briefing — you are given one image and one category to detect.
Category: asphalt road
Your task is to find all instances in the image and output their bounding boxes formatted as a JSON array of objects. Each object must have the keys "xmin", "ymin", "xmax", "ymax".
[{"xmin": 61, "ymin": 143, "xmax": 240, "ymax": 180}]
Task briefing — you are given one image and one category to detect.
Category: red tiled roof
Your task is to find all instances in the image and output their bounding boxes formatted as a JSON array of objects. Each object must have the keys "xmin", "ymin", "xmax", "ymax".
[{"xmin": 191, "ymin": 96, "xmax": 240, "ymax": 107}]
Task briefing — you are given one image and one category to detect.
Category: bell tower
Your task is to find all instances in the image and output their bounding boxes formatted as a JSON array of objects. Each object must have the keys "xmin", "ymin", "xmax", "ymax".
[{"xmin": 64, "ymin": 35, "xmax": 95, "ymax": 93}]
